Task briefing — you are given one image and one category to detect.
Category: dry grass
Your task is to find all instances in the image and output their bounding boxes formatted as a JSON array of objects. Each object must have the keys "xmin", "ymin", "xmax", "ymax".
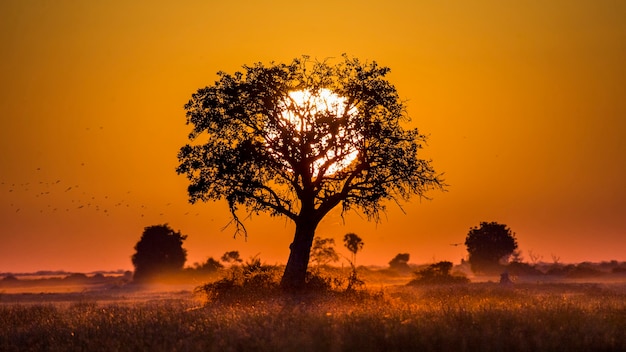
[{"xmin": 1, "ymin": 282, "xmax": 625, "ymax": 351}]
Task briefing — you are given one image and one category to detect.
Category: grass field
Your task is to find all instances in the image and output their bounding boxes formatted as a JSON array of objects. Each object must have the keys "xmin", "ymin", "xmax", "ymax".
[{"xmin": 2, "ymin": 281, "xmax": 625, "ymax": 352}]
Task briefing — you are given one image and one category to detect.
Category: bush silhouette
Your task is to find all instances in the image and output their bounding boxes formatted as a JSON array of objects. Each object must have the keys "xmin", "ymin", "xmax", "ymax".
[
  {"xmin": 191, "ymin": 257, "xmax": 223, "ymax": 274},
  {"xmin": 408, "ymin": 261, "xmax": 469, "ymax": 285},
  {"xmin": 220, "ymin": 251, "xmax": 243, "ymax": 265},
  {"xmin": 507, "ymin": 261, "xmax": 544, "ymax": 276},
  {"xmin": 131, "ymin": 224, "xmax": 187, "ymax": 283},
  {"xmin": 389, "ymin": 253, "xmax": 411, "ymax": 271},
  {"xmin": 195, "ymin": 255, "xmax": 282, "ymax": 302}
]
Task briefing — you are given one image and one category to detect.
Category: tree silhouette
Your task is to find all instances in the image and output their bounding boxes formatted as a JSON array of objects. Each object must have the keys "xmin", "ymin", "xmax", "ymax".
[
  {"xmin": 192, "ymin": 257, "xmax": 223, "ymax": 274},
  {"xmin": 343, "ymin": 232, "xmax": 364, "ymax": 266},
  {"xmin": 177, "ymin": 55, "xmax": 444, "ymax": 290},
  {"xmin": 221, "ymin": 251, "xmax": 243, "ymax": 265},
  {"xmin": 389, "ymin": 253, "xmax": 411, "ymax": 271},
  {"xmin": 343, "ymin": 232, "xmax": 365, "ymax": 290},
  {"xmin": 464, "ymin": 222, "xmax": 518, "ymax": 274},
  {"xmin": 310, "ymin": 237, "xmax": 339, "ymax": 268},
  {"xmin": 131, "ymin": 224, "xmax": 187, "ymax": 282}
]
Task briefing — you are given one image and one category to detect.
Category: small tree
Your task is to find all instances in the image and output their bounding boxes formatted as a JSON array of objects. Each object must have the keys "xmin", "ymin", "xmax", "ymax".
[
  {"xmin": 389, "ymin": 253, "xmax": 411, "ymax": 271},
  {"xmin": 464, "ymin": 222, "xmax": 518, "ymax": 275},
  {"xmin": 310, "ymin": 237, "xmax": 339, "ymax": 268},
  {"xmin": 343, "ymin": 233, "xmax": 364, "ymax": 290},
  {"xmin": 343, "ymin": 233, "xmax": 364, "ymax": 266},
  {"xmin": 131, "ymin": 224, "xmax": 187, "ymax": 282},
  {"xmin": 193, "ymin": 257, "xmax": 223, "ymax": 274},
  {"xmin": 221, "ymin": 251, "xmax": 243, "ymax": 265}
]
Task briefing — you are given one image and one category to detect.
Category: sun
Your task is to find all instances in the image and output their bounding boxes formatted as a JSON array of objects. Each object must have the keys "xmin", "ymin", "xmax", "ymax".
[{"xmin": 269, "ymin": 88, "xmax": 360, "ymax": 176}]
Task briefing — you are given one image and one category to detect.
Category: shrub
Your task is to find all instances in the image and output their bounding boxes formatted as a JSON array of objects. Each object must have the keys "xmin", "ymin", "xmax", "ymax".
[
  {"xmin": 507, "ymin": 261, "xmax": 544, "ymax": 276},
  {"xmin": 195, "ymin": 255, "xmax": 282, "ymax": 302},
  {"xmin": 388, "ymin": 253, "xmax": 411, "ymax": 271},
  {"xmin": 408, "ymin": 261, "xmax": 470, "ymax": 286}
]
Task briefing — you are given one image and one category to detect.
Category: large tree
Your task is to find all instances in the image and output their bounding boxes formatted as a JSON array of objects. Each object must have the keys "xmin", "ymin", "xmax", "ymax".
[{"xmin": 177, "ymin": 55, "xmax": 444, "ymax": 290}]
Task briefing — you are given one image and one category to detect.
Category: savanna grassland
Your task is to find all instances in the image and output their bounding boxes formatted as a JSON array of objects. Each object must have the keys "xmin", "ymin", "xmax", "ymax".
[{"xmin": 2, "ymin": 279, "xmax": 626, "ymax": 352}]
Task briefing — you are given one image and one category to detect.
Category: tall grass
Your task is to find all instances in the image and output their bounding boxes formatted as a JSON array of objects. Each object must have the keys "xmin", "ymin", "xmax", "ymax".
[{"xmin": 1, "ymin": 283, "xmax": 625, "ymax": 351}]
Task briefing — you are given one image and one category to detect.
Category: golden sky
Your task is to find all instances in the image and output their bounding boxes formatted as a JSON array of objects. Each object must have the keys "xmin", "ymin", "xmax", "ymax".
[{"xmin": 1, "ymin": 1, "xmax": 625, "ymax": 273}]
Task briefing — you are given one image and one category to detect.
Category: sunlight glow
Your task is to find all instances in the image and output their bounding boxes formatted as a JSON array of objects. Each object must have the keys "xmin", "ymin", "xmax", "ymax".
[{"xmin": 270, "ymin": 89, "xmax": 360, "ymax": 176}]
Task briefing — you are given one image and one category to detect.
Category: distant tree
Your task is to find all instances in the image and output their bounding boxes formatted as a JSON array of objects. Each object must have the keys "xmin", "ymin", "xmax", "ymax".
[
  {"xmin": 91, "ymin": 273, "xmax": 106, "ymax": 282},
  {"xmin": 507, "ymin": 261, "xmax": 544, "ymax": 276},
  {"xmin": 389, "ymin": 253, "xmax": 411, "ymax": 271},
  {"xmin": 64, "ymin": 273, "xmax": 88, "ymax": 282},
  {"xmin": 464, "ymin": 222, "xmax": 518, "ymax": 274},
  {"xmin": 408, "ymin": 261, "xmax": 469, "ymax": 285},
  {"xmin": 343, "ymin": 233, "xmax": 364, "ymax": 266},
  {"xmin": 177, "ymin": 55, "xmax": 445, "ymax": 290},
  {"xmin": 131, "ymin": 224, "xmax": 187, "ymax": 282},
  {"xmin": 193, "ymin": 257, "xmax": 224, "ymax": 273},
  {"xmin": 343, "ymin": 233, "xmax": 365, "ymax": 290},
  {"xmin": 310, "ymin": 237, "xmax": 339, "ymax": 268},
  {"xmin": 221, "ymin": 251, "xmax": 243, "ymax": 265}
]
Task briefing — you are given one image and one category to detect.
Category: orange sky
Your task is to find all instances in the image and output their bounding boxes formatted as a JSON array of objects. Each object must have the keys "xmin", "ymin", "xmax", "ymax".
[{"xmin": 1, "ymin": 1, "xmax": 625, "ymax": 273}]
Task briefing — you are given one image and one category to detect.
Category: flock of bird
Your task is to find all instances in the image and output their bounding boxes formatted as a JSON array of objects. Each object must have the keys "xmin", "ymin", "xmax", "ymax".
[{"xmin": 2, "ymin": 167, "xmax": 202, "ymax": 220}]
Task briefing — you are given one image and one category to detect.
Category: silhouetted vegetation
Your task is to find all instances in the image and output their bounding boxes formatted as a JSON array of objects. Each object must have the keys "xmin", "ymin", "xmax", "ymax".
[
  {"xmin": 343, "ymin": 233, "xmax": 364, "ymax": 265},
  {"xmin": 63, "ymin": 273, "xmax": 89, "ymax": 283},
  {"xmin": 408, "ymin": 261, "xmax": 469, "ymax": 285},
  {"xmin": 388, "ymin": 253, "xmax": 411, "ymax": 271},
  {"xmin": 310, "ymin": 237, "xmax": 340, "ymax": 269},
  {"xmin": 188, "ymin": 257, "xmax": 223, "ymax": 274},
  {"xmin": 506, "ymin": 261, "xmax": 544, "ymax": 276},
  {"xmin": 2, "ymin": 275, "xmax": 18, "ymax": 282},
  {"xmin": 220, "ymin": 251, "xmax": 243, "ymax": 265},
  {"xmin": 131, "ymin": 224, "xmax": 187, "ymax": 283},
  {"xmin": 0, "ymin": 272, "xmax": 132, "ymax": 292},
  {"xmin": 195, "ymin": 255, "xmax": 283, "ymax": 301},
  {"xmin": 177, "ymin": 55, "xmax": 445, "ymax": 290},
  {"xmin": 343, "ymin": 233, "xmax": 365, "ymax": 291},
  {"xmin": 465, "ymin": 222, "xmax": 518, "ymax": 275}
]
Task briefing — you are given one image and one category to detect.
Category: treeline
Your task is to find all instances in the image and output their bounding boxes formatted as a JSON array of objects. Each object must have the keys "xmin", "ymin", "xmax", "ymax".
[
  {"xmin": 505, "ymin": 260, "xmax": 626, "ymax": 278},
  {"xmin": 0, "ymin": 271, "xmax": 133, "ymax": 288}
]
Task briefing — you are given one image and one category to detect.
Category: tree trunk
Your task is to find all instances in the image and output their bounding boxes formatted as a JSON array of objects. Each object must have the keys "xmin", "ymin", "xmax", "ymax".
[{"xmin": 280, "ymin": 216, "xmax": 319, "ymax": 291}]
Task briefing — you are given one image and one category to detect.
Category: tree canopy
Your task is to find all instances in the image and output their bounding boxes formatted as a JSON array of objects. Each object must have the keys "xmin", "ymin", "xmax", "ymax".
[
  {"xmin": 131, "ymin": 224, "xmax": 187, "ymax": 282},
  {"xmin": 177, "ymin": 55, "xmax": 444, "ymax": 289},
  {"xmin": 344, "ymin": 232, "xmax": 364, "ymax": 265}
]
